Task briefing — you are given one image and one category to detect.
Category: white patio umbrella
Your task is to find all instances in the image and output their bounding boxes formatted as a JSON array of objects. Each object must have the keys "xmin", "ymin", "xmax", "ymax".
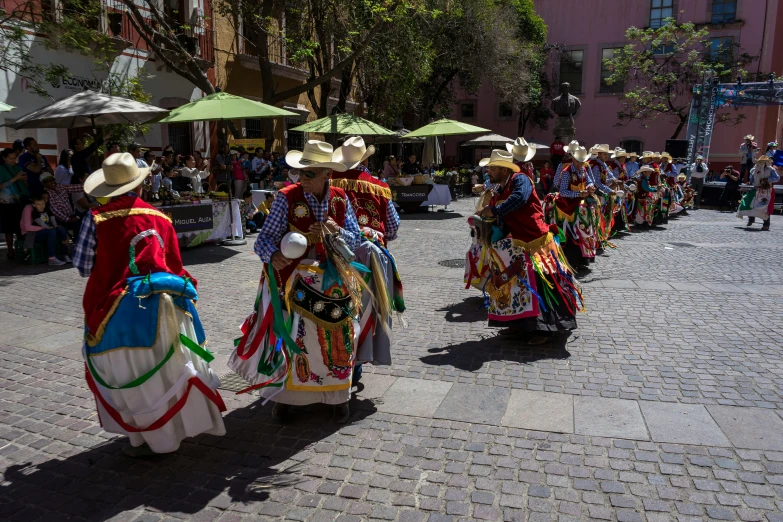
[
  {"xmin": 461, "ymin": 133, "xmax": 514, "ymax": 147},
  {"xmin": 8, "ymin": 90, "xmax": 168, "ymax": 129}
]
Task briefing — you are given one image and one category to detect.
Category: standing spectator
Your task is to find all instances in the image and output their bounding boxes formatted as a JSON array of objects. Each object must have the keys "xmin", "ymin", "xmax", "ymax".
[
  {"xmin": 230, "ymin": 149, "xmax": 246, "ymax": 197},
  {"xmin": 144, "ymin": 151, "xmax": 163, "ymax": 195},
  {"xmin": 54, "ymin": 149, "xmax": 75, "ymax": 185},
  {"xmin": 41, "ymin": 172, "xmax": 83, "ymax": 238},
  {"xmin": 549, "ymin": 136, "xmax": 565, "ymax": 169},
  {"xmin": 180, "ymin": 155, "xmax": 207, "ymax": 193},
  {"xmin": 251, "ymin": 147, "xmax": 268, "ymax": 188},
  {"xmin": 70, "ymin": 133, "xmax": 104, "ymax": 180},
  {"xmin": 689, "ymin": 154, "xmax": 708, "ymax": 209},
  {"xmin": 539, "ymin": 161, "xmax": 554, "ymax": 193},
  {"xmin": 718, "ymin": 166, "xmax": 741, "ymax": 211},
  {"xmin": 11, "ymin": 139, "xmax": 24, "ymax": 158},
  {"xmin": 194, "ymin": 150, "xmax": 210, "ymax": 172},
  {"xmin": 212, "ymin": 142, "xmax": 231, "ymax": 191},
  {"xmin": 739, "ymin": 134, "xmax": 757, "ymax": 184},
  {"xmin": 20, "ymin": 194, "xmax": 70, "ymax": 265},
  {"xmin": 18, "ymin": 137, "xmax": 53, "ymax": 196},
  {"xmin": 105, "ymin": 141, "xmax": 121, "ymax": 159},
  {"xmin": 0, "ymin": 148, "xmax": 29, "ymax": 259},
  {"xmin": 765, "ymin": 142, "xmax": 778, "ymax": 159},
  {"xmin": 128, "ymin": 143, "xmax": 148, "ymax": 168}
]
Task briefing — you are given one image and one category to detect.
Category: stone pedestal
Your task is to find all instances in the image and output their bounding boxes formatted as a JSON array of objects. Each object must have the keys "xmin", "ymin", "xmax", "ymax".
[{"xmin": 554, "ymin": 117, "xmax": 576, "ymax": 144}]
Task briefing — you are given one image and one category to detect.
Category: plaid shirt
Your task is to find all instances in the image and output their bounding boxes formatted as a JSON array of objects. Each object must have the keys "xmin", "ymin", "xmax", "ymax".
[
  {"xmin": 46, "ymin": 183, "xmax": 83, "ymax": 222},
  {"xmin": 589, "ymin": 159, "xmax": 614, "ymax": 195},
  {"xmin": 74, "ymin": 192, "xmax": 138, "ymax": 277},
  {"xmin": 384, "ymin": 200, "xmax": 400, "ymax": 241},
  {"xmin": 559, "ymin": 164, "xmax": 593, "ymax": 198},
  {"xmin": 254, "ymin": 185, "xmax": 361, "ymax": 263}
]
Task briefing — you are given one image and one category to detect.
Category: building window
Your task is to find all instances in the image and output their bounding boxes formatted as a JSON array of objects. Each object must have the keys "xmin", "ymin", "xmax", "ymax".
[
  {"xmin": 246, "ymin": 119, "xmax": 263, "ymax": 139},
  {"xmin": 620, "ymin": 139, "xmax": 643, "ymax": 154},
  {"xmin": 600, "ymin": 48, "xmax": 623, "ymax": 94},
  {"xmin": 498, "ymin": 103, "xmax": 513, "ymax": 119},
  {"xmin": 167, "ymin": 123, "xmax": 192, "ymax": 155},
  {"xmin": 711, "ymin": 0, "xmax": 736, "ymax": 24},
  {"xmin": 710, "ymin": 36, "xmax": 734, "ymax": 62},
  {"xmin": 650, "ymin": 0, "xmax": 674, "ymax": 28},
  {"xmin": 461, "ymin": 102, "xmax": 476, "ymax": 120},
  {"xmin": 559, "ymin": 50, "xmax": 584, "ymax": 94},
  {"xmin": 286, "ymin": 119, "xmax": 306, "ymax": 152}
]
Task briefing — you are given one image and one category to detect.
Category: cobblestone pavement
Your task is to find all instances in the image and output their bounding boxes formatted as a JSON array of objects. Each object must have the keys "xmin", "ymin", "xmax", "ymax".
[{"xmin": 2, "ymin": 198, "xmax": 783, "ymax": 521}]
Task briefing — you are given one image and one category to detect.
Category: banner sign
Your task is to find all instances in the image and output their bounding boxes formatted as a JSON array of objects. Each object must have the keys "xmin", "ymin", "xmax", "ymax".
[
  {"xmin": 229, "ymin": 138, "xmax": 266, "ymax": 151},
  {"xmin": 163, "ymin": 204, "xmax": 214, "ymax": 233},
  {"xmin": 392, "ymin": 185, "xmax": 433, "ymax": 202},
  {"xmin": 685, "ymin": 77, "xmax": 783, "ymax": 168}
]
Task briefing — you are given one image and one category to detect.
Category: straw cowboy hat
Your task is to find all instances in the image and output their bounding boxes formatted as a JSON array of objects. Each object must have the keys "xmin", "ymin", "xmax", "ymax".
[
  {"xmin": 678, "ymin": 174, "xmax": 687, "ymax": 181},
  {"xmin": 611, "ymin": 148, "xmax": 627, "ymax": 159},
  {"xmin": 505, "ymin": 137, "xmax": 536, "ymax": 162},
  {"xmin": 641, "ymin": 151, "xmax": 656, "ymax": 160},
  {"xmin": 591, "ymin": 144, "xmax": 612, "ymax": 155},
  {"xmin": 756, "ymin": 155, "xmax": 773, "ymax": 164},
  {"xmin": 333, "ymin": 136, "xmax": 376, "ymax": 169},
  {"xmin": 84, "ymin": 152, "xmax": 150, "ymax": 197},
  {"xmin": 660, "ymin": 152, "xmax": 673, "ymax": 162},
  {"xmin": 637, "ymin": 166, "xmax": 655, "ymax": 175},
  {"xmin": 744, "ymin": 134, "xmax": 755, "ymax": 141},
  {"xmin": 285, "ymin": 140, "xmax": 347, "ymax": 172},
  {"xmin": 479, "ymin": 149, "xmax": 520, "ymax": 172},
  {"xmin": 572, "ymin": 147, "xmax": 591, "ymax": 163},
  {"xmin": 628, "ymin": 151, "xmax": 639, "ymax": 159},
  {"xmin": 566, "ymin": 140, "xmax": 581, "ymax": 154}
]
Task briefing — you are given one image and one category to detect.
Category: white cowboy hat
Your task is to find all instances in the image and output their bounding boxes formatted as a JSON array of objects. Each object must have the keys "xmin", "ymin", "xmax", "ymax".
[
  {"xmin": 641, "ymin": 151, "xmax": 656, "ymax": 160},
  {"xmin": 505, "ymin": 137, "xmax": 536, "ymax": 162},
  {"xmin": 566, "ymin": 140, "xmax": 581, "ymax": 154},
  {"xmin": 660, "ymin": 152, "xmax": 673, "ymax": 161},
  {"xmin": 333, "ymin": 136, "xmax": 376, "ymax": 169},
  {"xmin": 84, "ymin": 152, "xmax": 150, "ymax": 197},
  {"xmin": 744, "ymin": 134, "xmax": 755, "ymax": 141},
  {"xmin": 572, "ymin": 147, "xmax": 591, "ymax": 163},
  {"xmin": 611, "ymin": 148, "xmax": 627, "ymax": 159},
  {"xmin": 695, "ymin": 154, "xmax": 704, "ymax": 160},
  {"xmin": 478, "ymin": 149, "xmax": 520, "ymax": 172},
  {"xmin": 285, "ymin": 140, "xmax": 347, "ymax": 172},
  {"xmin": 591, "ymin": 144, "xmax": 612, "ymax": 154},
  {"xmin": 637, "ymin": 166, "xmax": 655, "ymax": 175}
]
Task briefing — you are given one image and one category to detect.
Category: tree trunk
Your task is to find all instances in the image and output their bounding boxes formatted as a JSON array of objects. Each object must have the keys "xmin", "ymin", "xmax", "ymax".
[
  {"xmin": 331, "ymin": 60, "xmax": 354, "ymax": 115},
  {"xmin": 670, "ymin": 116, "xmax": 687, "ymax": 140}
]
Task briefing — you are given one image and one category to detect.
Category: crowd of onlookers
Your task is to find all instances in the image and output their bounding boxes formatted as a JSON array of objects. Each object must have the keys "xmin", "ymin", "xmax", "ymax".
[{"xmin": 0, "ymin": 135, "xmax": 294, "ymax": 266}]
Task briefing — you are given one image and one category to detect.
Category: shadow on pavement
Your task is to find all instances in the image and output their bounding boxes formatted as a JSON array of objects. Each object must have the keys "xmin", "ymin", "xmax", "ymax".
[
  {"xmin": 181, "ymin": 245, "xmax": 245, "ymax": 265},
  {"xmin": 439, "ymin": 296, "xmax": 486, "ymax": 323},
  {"xmin": 419, "ymin": 332, "xmax": 571, "ymax": 372},
  {"xmin": 399, "ymin": 211, "xmax": 465, "ymax": 221},
  {"xmin": 0, "ymin": 397, "xmax": 377, "ymax": 521}
]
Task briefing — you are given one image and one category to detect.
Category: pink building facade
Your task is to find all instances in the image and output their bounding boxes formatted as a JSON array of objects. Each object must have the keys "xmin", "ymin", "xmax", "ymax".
[{"xmin": 445, "ymin": 0, "xmax": 783, "ymax": 173}]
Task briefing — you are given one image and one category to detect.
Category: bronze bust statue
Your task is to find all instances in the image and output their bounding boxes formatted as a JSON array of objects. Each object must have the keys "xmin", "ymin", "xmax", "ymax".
[{"xmin": 551, "ymin": 82, "xmax": 581, "ymax": 118}]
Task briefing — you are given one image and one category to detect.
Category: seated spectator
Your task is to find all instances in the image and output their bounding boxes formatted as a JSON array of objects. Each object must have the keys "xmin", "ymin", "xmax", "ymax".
[
  {"xmin": 41, "ymin": 172, "xmax": 83, "ymax": 238},
  {"xmin": 20, "ymin": 194, "xmax": 70, "ymax": 265},
  {"xmin": 242, "ymin": 190, "xmax": 267, "ymax": 233},
  {"xmin": 1, "ymin": 147, "xmax": 29, "ymax": 259},
  {"xmin": 70, "ymin": 171, "xmax": 100, "ymax": 217},
  {"xmin": 145, "ymin": 151, "xmax": 163, "ymax": 195},
  {"xmin": 54, "ymin": 149, "xmax": 75, "ymax": 185},
  {"xmin": 194, "ymin": 150, "xmax": 210, "ymax": 172},
  {"xmin": 128, "ymin": 143, "xmax": 148, "ymax": 168}
]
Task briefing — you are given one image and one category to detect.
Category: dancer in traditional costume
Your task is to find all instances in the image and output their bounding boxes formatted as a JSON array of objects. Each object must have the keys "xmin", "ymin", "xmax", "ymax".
[
  {"xmin": 230, "ymin": 141, "xmax": 366, "ymax": 424},
  {"xmin": 677, "ymin": 174, "xmax": 695, "ymax": 211},
  {"xmin": 74, "ymin": 153, "xmax": 226, "ymax": 457},
  {"xmin": 543, "ymin": 146, "xmax": 597, "ymax": 268},
  {"xmin": 464, "ymin": 149, "xmax": 582, "ymax": 344},
  {"xmin": 633, "ymin": 165, "xmax": 658, "ymax": 227},
  {"xmin": 332, "ymin": 137, "xmax": 404, "ymax": 383},
  {"xmin": 626, "ymin": 152, "xmax": 640, "ymax": 179},
  {"xmin": 551, "ymin": 141, "xmax": 580, "ymax": 192},
  {"xmin": 608, "ymin": 148, "xmax": 632, "ymax": 231},
  {"xmin": 588, "ymin": 144, "xmax": 620, "ymax": 245},
  {"xmin": 739, "ymin": 155, "xmax": 779, "ymax": 231},
  {"xmin": 507, "ymin": 137, "xmax": 537, "ymax": 181}
]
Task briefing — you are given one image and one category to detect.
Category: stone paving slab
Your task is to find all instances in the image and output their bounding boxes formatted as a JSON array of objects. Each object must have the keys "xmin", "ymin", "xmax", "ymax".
[
  {"xmin": 574, "ymin": 397, "xmax": 650, "ymax": 441},
  {"xmin": 501, "ymin": 390, "xmax": 574, "ymax": 433},
  {"xmin": 376, "ymin": 377, "xmax": 452, "ymax": 417},
  {"xmin": 708, "ymin": 405, "xmax": 783, "ymax": 451},
  {"xmin": 640, "ymin": 402, "xmax": 730, "ymax": 447},
  {"xmin": 434, "ymin": 384, "xmax": 511, "ymax": 425}
]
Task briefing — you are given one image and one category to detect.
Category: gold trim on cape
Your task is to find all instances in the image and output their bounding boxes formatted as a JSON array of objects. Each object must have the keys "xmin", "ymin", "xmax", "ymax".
[
  {"xmin": 331, "ymin": 178, "xmax": 392, "ymax": 200},
  {"xmin": 94, "ymin": 207, "xmax": 172, "ymax": 225}
]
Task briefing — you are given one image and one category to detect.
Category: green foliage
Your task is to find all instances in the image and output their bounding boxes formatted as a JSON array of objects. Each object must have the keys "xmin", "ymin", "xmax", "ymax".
[{"xmin": 604, "ymin": 19, "xmax": 756, "ymax": 139}]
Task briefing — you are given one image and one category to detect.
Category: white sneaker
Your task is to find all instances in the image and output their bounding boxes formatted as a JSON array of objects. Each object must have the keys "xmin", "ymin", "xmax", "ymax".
[
  {"xmin": 48, "ymin": 258, "xmax": 66, "ymax": 266},
  {"xmin": 64, "ymin": 255, "xmax": 73, "ymax": 263}
]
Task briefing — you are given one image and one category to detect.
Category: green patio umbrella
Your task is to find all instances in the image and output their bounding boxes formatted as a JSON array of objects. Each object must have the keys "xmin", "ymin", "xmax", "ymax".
[
  {"xmin": 158, "ymin": 92, "xmax": 296, "ymax": 122},
  {"xmin": 290, "ymin": 113, "xmax": 395, "ymax": 136},
  {"xmin": 0, "ymin": 102, "xmax": 15, "ymax": 112},
  {"xmin": 403, "ymin": 118, "xmax": 490, "ymax": 138}
]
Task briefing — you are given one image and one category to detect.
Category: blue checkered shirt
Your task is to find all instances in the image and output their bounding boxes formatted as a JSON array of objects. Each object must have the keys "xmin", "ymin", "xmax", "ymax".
[
  {"xmin": 559, "ymin": 164, "xmax": 593, "ymax": 198},
  {"xmin": 73, "ymin": 192, "xmax": 139, "ymax": 277},
  {"xmin": 254, "ymin": 186, "xmax": 362, "ymax": 263},
  {"xmin": 590, "ymin": 159, "xmax": 614, "ymax": 195}
]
